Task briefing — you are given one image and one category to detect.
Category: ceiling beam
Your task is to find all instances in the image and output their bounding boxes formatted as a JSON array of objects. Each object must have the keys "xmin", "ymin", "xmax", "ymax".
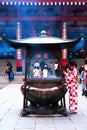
[{"xmin": 0, "ymin": 16, "xmax": 87, "ymax": 21}]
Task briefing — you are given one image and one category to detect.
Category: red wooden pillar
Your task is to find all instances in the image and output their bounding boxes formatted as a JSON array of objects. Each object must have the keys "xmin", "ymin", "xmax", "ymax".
[
  {"xmin": 61, "ymin": 22, "xmax": 68, "ymax": 67},
  {"xmin": 16, "ymin": 22, "xmax": 22, "ymax": 72}
]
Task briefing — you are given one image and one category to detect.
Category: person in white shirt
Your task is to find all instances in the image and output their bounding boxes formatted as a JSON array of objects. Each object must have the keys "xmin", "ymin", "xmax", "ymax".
[
  {"xmin": 42, "ymin": 64, "xmax": 48, "ymax": 78},
  {"xmin": 33, "ymin": 66, "xmax": 41, "ymax": 78},
  {"xmin": 54, "ymin": 62, "xmax": 59, "ymax": 77}
]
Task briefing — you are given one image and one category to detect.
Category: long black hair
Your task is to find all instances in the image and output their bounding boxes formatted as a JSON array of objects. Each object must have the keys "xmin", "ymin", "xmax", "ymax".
[{"xmin": 69, "ymin": 60, "xmax": 77, "ymax": 68}]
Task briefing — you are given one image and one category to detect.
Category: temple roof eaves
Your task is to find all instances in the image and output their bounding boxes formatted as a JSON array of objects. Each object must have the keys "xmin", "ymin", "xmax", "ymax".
[{"xmin": 0, "ymin": 0, "xmax": 86, "ymax": 3}]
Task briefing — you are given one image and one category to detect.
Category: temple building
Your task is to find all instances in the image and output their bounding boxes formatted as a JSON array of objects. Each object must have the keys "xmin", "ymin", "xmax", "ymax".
[{"xmin": 0, "ymin": 0, "xmax": 87, "ymax": 73}]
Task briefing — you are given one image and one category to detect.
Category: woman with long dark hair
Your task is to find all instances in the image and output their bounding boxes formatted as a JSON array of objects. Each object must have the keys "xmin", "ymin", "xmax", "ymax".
[{"xmin": 64, "ymin": 61, "xmax": 78, "ymax": 114}]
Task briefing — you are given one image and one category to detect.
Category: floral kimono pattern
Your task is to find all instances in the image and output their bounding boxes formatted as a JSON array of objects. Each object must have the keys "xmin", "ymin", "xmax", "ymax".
[{"xmin": 66, "ymin": 68, "xmax": 78, "ymax": 113}]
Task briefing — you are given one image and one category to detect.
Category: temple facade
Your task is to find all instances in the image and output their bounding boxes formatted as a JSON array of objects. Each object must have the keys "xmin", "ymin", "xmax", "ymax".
[{"xmin": 0, "ymin": 0, "xmax": 87, "ymax": 59}]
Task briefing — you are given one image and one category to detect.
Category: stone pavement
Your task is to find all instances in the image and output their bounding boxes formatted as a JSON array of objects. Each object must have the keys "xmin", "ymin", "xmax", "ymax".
[
  {"xmin": 0, "ymin": 77, "xmax": 87, "ymax": 130},
  {"xmin": 0, "ymin": 75, "xmax": 24, "ymax": 90}
]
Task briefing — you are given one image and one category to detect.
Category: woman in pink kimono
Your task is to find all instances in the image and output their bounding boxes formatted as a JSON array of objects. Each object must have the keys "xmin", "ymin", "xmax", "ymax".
[{"xmin": 64, "ymin": 61, "xmax": 78, "ymax": 114}]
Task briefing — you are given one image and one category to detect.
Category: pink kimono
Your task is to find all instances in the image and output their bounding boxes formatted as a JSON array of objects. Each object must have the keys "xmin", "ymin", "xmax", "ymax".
[{"xmin": 66, "ymin": 68, "xmax": 78, "ymax": 113}]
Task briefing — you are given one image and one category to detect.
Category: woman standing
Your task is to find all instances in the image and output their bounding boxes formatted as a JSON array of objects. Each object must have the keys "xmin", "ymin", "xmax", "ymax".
[
  {"xmin": 80, "ymin": 61, "xmax": 87, "ymax": 97},
  {"xmin": 64, "ymin": 61, "xmax": 78, "ymax": 114}
]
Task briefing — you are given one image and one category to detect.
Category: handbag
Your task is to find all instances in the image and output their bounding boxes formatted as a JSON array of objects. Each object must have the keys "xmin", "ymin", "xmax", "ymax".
[{"xmin": 10, "ymin": 72, "xmax": 14, "ymax": 79}]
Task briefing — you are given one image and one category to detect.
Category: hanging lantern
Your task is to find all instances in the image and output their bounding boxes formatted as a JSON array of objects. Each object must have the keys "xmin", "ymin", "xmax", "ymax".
[{"xmin": 62, "ymin": 49, "xmax": 68, "ymax": 60}]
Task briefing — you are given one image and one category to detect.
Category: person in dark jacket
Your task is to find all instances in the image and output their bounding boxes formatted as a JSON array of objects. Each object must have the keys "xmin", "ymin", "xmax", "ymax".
[
  {"xmin": 79, "ymin": 64, "xmax": 84, "ymax": 83},
  {"xmin": 6, "ymin": 60, "xmax": 12, "ymax": 69},
  {"xmin": 5, "ymin": 60, "xmax": 13, "ymax": 81}
]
